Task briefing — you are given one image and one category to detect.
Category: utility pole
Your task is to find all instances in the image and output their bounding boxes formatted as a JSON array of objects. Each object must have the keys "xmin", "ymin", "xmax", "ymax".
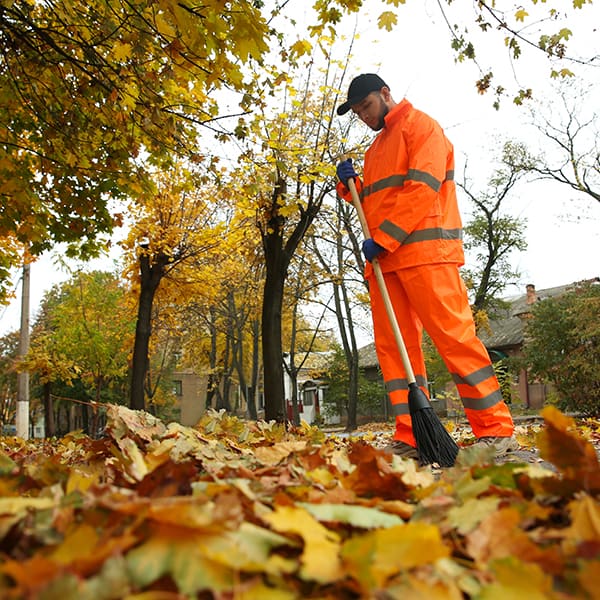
[{"xmin": 16, "ymin": 261, "xmax": 30, "ymax": 439}]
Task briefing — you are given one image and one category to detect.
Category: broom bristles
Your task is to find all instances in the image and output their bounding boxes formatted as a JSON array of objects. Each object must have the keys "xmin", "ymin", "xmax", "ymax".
[
  {"xmin": 411, "ymin": 408, "xmax": 459, "ymax": 467},
  {"xmin": 408, "ymin": 382, "xmax": 459, "ymax": 467}
]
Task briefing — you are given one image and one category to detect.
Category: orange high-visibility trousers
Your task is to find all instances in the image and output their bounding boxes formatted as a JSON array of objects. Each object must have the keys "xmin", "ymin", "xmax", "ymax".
[{"xmin": 368, "ymin": 262, "xmax": 514, "ymax": 447}]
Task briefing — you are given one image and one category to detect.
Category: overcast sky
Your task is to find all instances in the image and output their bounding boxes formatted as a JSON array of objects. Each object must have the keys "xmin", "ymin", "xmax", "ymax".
[
  {"xmin": 343, "ymin": 0, "xmax": 599, "ymax": 292},
  {"xmin": 1, "ymin": 0, "xmax": 598, "ymax": 336}
]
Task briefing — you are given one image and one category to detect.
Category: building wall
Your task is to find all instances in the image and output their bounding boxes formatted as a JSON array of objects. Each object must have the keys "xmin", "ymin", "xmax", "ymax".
[{"xmin": 173, "ymin": 370, "xmax": 208, "ymax": 426}]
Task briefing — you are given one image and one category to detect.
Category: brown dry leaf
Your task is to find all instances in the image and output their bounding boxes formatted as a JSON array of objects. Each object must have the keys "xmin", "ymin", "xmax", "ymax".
[
  {"xmin": 106, "ymin": 404, "xmax": 166, "ymax": 442},
  {"xmin": 342, "ymin": 442, "xmax": 414, "ymax": 499},
  {"xmin": 253, "ymin": 441, "xmax": 307, "ymax": 466},
  {"xmin": 577, "ymin": 560, "xmax": 600, "ymax": 600},
  {"xmin": 537, "ymin": 406, "xmax": 600, "ymax": 493},
  {"xmin": 564, "ymin": 494, "xmax": 600, "ymax": 542},
  {"xmin": 466, "ymin": 507, "xmax": 563, "ymax": 574}
]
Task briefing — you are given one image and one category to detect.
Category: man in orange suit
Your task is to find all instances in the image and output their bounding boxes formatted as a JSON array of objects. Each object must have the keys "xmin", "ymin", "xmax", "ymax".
[{"xmin": 336, "ymin": 73, "xmax": 517, "ymax": 458}]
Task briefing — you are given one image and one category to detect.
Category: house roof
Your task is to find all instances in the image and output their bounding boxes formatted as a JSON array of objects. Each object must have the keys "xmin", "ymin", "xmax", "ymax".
[{"xmin": 480, "ymin": 278, "xmax": 599, "ymax": 351}]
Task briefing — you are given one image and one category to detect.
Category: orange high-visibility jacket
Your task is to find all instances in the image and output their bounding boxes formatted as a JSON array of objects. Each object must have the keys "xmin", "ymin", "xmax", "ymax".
[{"xmin": 337, "ymin": 99, "xmax": 464, "ymax": 273}]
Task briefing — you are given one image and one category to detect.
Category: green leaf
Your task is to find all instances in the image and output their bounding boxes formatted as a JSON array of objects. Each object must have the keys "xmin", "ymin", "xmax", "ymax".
[{"xmin": 298, "ymin": 502, "xmax": 404, "ymax": 529}]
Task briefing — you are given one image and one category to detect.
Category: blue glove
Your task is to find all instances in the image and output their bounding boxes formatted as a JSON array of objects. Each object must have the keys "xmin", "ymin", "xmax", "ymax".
[
  {"xmin": 336, "ymin": 158, "xmax": 358, "ymax": 186},
  {"xmin": 362, "ymin": 239, "xmax": 385, "ymax": 262}
]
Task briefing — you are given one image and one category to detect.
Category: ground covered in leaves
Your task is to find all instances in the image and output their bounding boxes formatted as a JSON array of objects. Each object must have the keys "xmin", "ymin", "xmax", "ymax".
[{"xmin": 1, "ymin": 406, "xmax": 599, "ymax": 599}]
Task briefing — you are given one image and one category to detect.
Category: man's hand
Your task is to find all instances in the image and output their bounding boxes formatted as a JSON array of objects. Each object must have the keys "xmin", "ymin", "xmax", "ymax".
[
  {"xmin": 362, "ymin": 239, "xmax": 385, "ymax": 262},
  {"xmin": 336, "ymin": 158, "xmax": 357, "ymax": 186}
]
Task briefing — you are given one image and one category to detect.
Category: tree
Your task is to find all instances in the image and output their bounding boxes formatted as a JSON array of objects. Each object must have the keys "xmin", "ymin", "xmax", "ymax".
[
  {"xmin": 0, "ymin": 331, "xmax": 18, "ymax": 430},
  {"xmin": 310, "ymin": 192, "xmax": 371, "ymax": 431},
  {"xmin": 424, "ymin": 0, "xmax": 597, "ymax": 108},
  {"xmin": 524, "ymin": 82, "xmax": 599, "ymax": 203},
  {"xmin": 459, "ymin": 141, "xmax": 530, "ymax": 315},
  {"xmin": 122, "ymin": 165, "xmax": 225, "ymax": 410},
  {"xmin": 23, "ymin": 270, "xmax": 135, "ymax": 434},
  {"xmin": 324, "ymin": 344, "xmax": 385, "ymax": 423},
  {"xmin": 233, "ymin": 57, "xmax": 349, "ymax": 422},
  {"xmin": 0, "ymin": 0, "xmax": 272, "ymax": 299},
  {"xmin": 521, "ymin": 279, "xmax": 600, "ymax": 415}
]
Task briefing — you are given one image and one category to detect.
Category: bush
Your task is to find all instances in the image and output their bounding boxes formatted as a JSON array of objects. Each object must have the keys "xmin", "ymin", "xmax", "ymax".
[{"xmin": 521, "ymin": 281, "xmax": 600, "ymax": 416}]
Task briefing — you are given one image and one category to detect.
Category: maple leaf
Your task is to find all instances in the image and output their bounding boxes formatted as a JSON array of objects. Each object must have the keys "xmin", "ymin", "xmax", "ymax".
[
  {"xmin": 537, "ymin": 406, "xmax": 600, "ymax": 493},
  {"xmin": 262, "ymin": 504, "xmax": 343, "ymax": 583},
  {"xmin": 341, "ymin": 522, "xmax": 449, "ymax": 590}
]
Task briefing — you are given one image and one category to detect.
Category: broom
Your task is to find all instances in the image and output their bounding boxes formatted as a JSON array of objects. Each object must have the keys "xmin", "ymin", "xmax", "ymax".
[{"xmin": 347, "ymin": 178, "xmax": 459, "ymax": 467}]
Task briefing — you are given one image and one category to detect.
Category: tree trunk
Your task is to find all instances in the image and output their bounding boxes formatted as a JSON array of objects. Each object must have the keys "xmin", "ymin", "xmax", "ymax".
[
  {"xmin": 43, "ymin": 382, "xmax": 55, "ymax": 437},
  {"xmin": 247, "ymin": 318, "xmax": 260, "ymax": 420},
  {"xmin": 130, "ymin": 250, "xmax": 169, "ymax": 411},
  {"xmin": 261, "ymin": 271, "xmax": 286, "ymax": 422},
  {"xmin": 260, "ymin": 176, "xmax": 320, "ymax": 422}
]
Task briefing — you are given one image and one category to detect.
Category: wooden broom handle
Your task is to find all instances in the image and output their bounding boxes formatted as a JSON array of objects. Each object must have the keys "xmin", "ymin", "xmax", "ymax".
[{"xmin": 347, "ymin": 178, "xmax": 417, "ymax": 385}]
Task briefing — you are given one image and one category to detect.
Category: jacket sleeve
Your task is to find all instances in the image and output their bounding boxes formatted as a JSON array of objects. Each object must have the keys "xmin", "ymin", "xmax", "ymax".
[
  {"xmin": 336, "ymin": 177, "xmax": 363, "ymax": 203},
  {"xmin": 372, "ymin": 111, "xmax": 450, "ymax": 253}
]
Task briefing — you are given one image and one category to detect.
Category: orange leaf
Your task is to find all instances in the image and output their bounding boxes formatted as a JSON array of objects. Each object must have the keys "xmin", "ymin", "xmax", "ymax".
[
  {"xmin": 466, "ymin": 507, "xmax": 563, "ymax": 574},
  {"xmin": 565, "ymin": 494, "xmax": 600, "ymax": 542},
  {"xmin": 538, "ymin": 406, "xmax": 600, "ymax": 493}
]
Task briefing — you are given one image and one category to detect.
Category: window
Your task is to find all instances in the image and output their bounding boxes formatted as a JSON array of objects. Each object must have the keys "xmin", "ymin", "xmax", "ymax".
[{"xmin": 173, "ymin": 380, "xmax": 183, "ymax": 396}]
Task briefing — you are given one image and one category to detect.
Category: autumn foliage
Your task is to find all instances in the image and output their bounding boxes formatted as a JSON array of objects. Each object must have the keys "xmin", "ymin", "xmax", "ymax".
[{"xmin": 0, "ymin": 406, "xmax": 599, "ymax": 598}]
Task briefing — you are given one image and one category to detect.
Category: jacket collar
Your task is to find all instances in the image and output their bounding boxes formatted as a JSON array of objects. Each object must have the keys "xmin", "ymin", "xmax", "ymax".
[{"xmin": 384, "ymin": 98, "xmax": 412, "ymax": 128}]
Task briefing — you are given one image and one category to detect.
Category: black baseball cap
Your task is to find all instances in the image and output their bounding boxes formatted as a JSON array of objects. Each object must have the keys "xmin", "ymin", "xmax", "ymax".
[{"xmin": 337, "ymin": 73, "xmax": 389, "ymax": 116}]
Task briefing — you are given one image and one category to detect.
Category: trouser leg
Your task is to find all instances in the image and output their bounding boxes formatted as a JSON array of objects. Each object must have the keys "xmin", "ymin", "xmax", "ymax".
[
  {"xmin": 398, "ymin": 264, "xmax": 514, "ymax": 438},
  {"xmin": 368, "ymin": 271, "xmax": 428, "ymax": 447}
]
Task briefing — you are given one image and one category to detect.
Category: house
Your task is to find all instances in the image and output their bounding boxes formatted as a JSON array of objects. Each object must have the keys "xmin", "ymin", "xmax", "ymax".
[
  {"xmin": 283, "ymin": 351, "xmax": 340, "ymax": 425},
  {"xmin": 479, "ymin": 278, "xmax": 599, "ymax": 408}
]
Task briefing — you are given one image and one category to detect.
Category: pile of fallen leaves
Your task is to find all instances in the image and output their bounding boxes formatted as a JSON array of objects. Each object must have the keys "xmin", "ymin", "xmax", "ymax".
[{"xmin": 1, "ymin": 406, "xmax": 599, "ymax": 599}]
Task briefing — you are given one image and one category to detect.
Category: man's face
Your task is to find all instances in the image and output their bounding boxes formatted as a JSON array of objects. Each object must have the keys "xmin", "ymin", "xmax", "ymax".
[{"xmin": 351, "ymin": 91, "xmax": 389, "ymax": 131}]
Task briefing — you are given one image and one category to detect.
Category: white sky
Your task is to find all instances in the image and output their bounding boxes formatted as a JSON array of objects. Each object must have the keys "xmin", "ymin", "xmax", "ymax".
[
  {"xmin": 1, "ymin": 0, "xmax": 599, "ymax": 337},
  {"xmin": 343, "ymin": 0, "xmax": 599, "ymax": 293}
]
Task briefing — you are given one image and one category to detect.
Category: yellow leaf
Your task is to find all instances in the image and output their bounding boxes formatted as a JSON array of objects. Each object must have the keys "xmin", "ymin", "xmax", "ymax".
[
  {"xmin": 515, "ymin": 9, "xmax": 529, "ymax": 22},
  {"xmin": 377, "ymin": 11, "xmax": 398, "ymax": 32},
  {"xmin": 51, "ymin": 523, "xmax": 99, "ymax": 564},
  {"xmin": 0, "ymin": 497, "xmax": 56, "ymax": 514},
  {"xmin": 115, "ymin": 437, "xmax": 149, "ymax": 482},
  {"xmin": 112, "ymin": 42, "xmax": 132, "ymax": 62},
  {"xmin": 578, "ymin": 560, "xmax": 600, "ymax": 600},
  {"xmin": 341, "ymin": 522, "xmax": 449, "ymax": 589},
  {"xmin": 66, "ymin": 465, "xmax": 102, "ymax": 494},
  {"xmin": 479, "ymin": 557, "xmax": 554, "ymax": 599},
  {"xmin": 262, "ymin": 505, "xmax": 342, "ymax": 583},
  {"xmin": 299, "ymin": 502, "xmax": 404, "ymax": 529},
  {"xmin": 290, "ymin": 40, "xmax": 313, "ymax": 58}
]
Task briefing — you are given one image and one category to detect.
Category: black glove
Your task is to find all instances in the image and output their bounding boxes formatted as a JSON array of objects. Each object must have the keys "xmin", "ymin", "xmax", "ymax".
[
  {"xmin": 362, "ymin": 239, "xmax": 385, "ymax": 262},
  {"xmin": 336, "ymin": 158, "xmax": 358, "ymax": 186}
]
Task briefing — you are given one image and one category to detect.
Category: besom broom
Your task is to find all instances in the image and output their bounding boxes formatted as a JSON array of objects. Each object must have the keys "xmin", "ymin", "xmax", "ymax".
[{"xmin": 347, "ymin": 178, "xmax": 459, "ymax": 467}]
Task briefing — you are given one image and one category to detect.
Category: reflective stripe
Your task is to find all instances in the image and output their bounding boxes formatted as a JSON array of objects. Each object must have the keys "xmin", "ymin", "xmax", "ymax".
[
  {"xmin": 385, "ymin": 375, "xmax": 428, "ymax": 392},
  {"xmin": 390, "ymin": 402, "xmax": 410, "ymax": 416},
  {"xmin": 404, "ymin": 227, "xmax": 462, "ymax": 245},
  {"xmin": 380, "ymin": 222, "xmax": 463, "ymax": 245},
  {"xmin": 362, "ymin": 169, "xmax": 454, "ymax": 199},
  {"xmin": 452, "ymin": 365, "xmax": 496, "ymax": 387},
  {"xmin": 380, "ymin": 220, "xmax": 409, "ymax": 244},
  {"xmin": 462, "ymin": 389, "xmax": 504, "ymax": 410}
]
